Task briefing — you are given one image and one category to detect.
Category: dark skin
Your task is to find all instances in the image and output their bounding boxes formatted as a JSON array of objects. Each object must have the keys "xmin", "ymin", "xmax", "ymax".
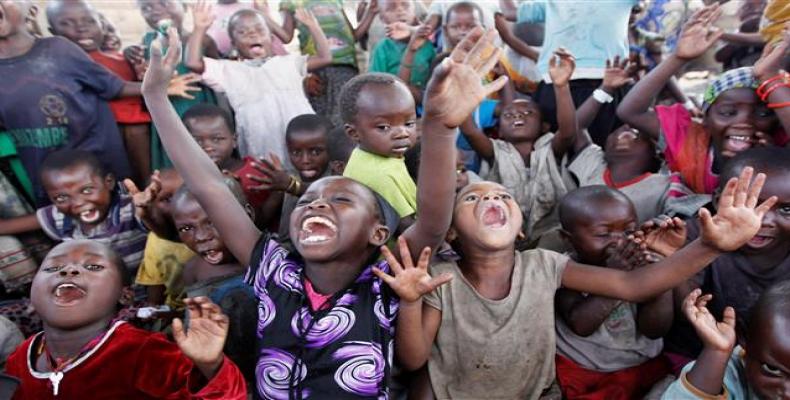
[
  {"xmin": 0, "ymin": 1, "xmax": 37, "ymax": 59},
  {"xmin": 251, "ymin": 0, "xmax": 295, "ymax": 47},
  {"xmin": 275, "ymin": 0, "xmax": 378, "ymax": 43},
  {"xmin": 286, "ymin": 129, "xmax": 330, "ymax": 182},
  {"xmin": 185, "ymin": 115, "xmax": 244, "ymax": 172},
  {"xmin": 557, "ymin": 196, "xmax": 673, "ymax": 338},
  {"xmin": 345, "ymin": 81, "xmax": 417, "ymax": 158},
  {"xmin": 141, "ymin": 28, "xmax": 504, "ymax": 295},
  {"xmin": 494, "ymin": 12, "xmax": 538, "ymax": 61},
  {"xmin": 442, "ymin": 6, "xmax": 482, "ymax": 50}
]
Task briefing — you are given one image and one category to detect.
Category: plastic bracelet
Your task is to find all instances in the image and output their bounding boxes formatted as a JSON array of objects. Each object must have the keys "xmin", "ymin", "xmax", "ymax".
[
  {"xmin": 285, "ymin": 176, "xmax": 298, "ymax": 194},
  {"xmin": 767, "ymin": 101, "xmax": 790, "ymax": 109},
  {"xmin": 757, "ymin": 73, "xmax": 789, "ymax": 98},
  {"xmin": 760, "ymin": 81, "xmax": 790, "ymax": 102}
]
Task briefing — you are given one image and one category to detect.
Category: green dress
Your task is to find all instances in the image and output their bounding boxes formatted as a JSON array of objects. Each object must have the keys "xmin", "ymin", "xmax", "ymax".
[{"xmin": 143, "ymin": 32, "xmax": 217, "ymax": 170}]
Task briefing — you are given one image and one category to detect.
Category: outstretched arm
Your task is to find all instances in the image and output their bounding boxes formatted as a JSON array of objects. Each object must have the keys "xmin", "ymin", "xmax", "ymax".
[
  {"xmin": 617, "ymin": 4, "xmax": 723, "ymax": 139},
  {"xmin": 296, "ymin": 9, "xmax": 332, "ymax": 71},
  {"xmin": 459, "ymin": 116, "xmax": 495, "ymax": 162},
  {"xmin": 0, "ymin": 214, "xmax": 40, "ymax": 236},
  {"xmin": 142, "ymin": 28, "xmax": 261, "ymax": 267},
  {"xmin": 348, "ymin": 0, "xmax": 378, "ymax": 41},
  {"xmin": 401, "ymin": 28, "xmax": 508, "ymax": 257},
  {"xmin": 548, "ymin": 48, "xmax": 578, "ymax": 160},
  {"xmin": 754, "ymin": 25, "xmax": 790, "ymax": 135},
  {"xmin": 183, "ymin": 0, "xmax": 214, "ymax": 73},
  {"xmin": 495, "ymin": 13, "xmax": 538, "ymax": 61},
  {"xmin": 562, "ymin": 167, "xmax": 777, "ymax": 302},
  {"xmin": 254, "ymin": 0, "xmax": 295, "ymax": 44}
]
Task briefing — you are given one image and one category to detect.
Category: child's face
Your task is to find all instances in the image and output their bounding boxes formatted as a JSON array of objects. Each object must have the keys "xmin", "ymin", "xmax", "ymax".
[
  {"xmin": 230, "ymin": 13, "xmax": 272, "ymax": 60},
  {"xmin": 452, "ymin": 182, "xmax": 522, "ymax": 251},
  {"xmin": 603, "ymin": 125, "xmax": 654, "ymax": 160},
  {"xmin": 564, "ymin": 197, "xmax": 637, "ymax": 266},
  {"xmin": 186, "ymin": 115, "xmax": 237, "ymax": 166},
  {"xmin": 444, "ymin": 8, "xmax": 482, "ymax": 49},
  {"xmin": 153, "ymin": 170, "xmax": 183, "ymax": 217},
  {"xmin": 346, "ymin": 82, "xmax": 417, "ymax": 158},
  {"xmin": 99, "ymin": 14, "xmax": 122, "ymax": 52},
  {"xmin": 0, "ymin": 0, "xmax": 30, "ymax": 38},
  {"xmin": 499, "ymin": 100, "xmax": 542, "ymax": 142},
  {"xmin": 744, "ymin": 314, "xmax": 790, "ymax": 399},
  {"xmin": 173, "ymin": 195, "xmax": 233, "ymax": 265},
  {"xmin": 137, "ymin": 0, "xmax": 184, "ymax": 30},
  {"xmin": 31, "ymin": 240, "xmax": 123, "ymax": 330},
  {"xmin": 49, "ymin": 1, "xmax": 104, "ymax": 52},
  {"xmin": 287, "ymin": 129, "xmax": 330, "ymax": 182},
  {"xmin": 290, "ymin": 176, "xmax": 387, "ymax": 262},
  {"xmin": 739, "ymin": 172, "xmax": 790, "ymax": 262},
  {"xmin": 41, "ymin": 164, "xmax": 115, "ymax": 228},
  {"xmin": 380, "ymin": 0, "xmax": 415, "ymax": 25},
  {"xmin": 455, "ymin": 149, "xmax": 469, "ymax": 191},
  {"xmin": 704, "ymin": 88, "xmax": 777, "ymax": 160}
]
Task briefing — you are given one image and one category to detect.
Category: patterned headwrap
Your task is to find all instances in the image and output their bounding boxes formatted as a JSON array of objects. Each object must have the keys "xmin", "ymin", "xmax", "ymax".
[{"xmin": 702, "ymin": 67, "xmax": 759, "ymax": 112}]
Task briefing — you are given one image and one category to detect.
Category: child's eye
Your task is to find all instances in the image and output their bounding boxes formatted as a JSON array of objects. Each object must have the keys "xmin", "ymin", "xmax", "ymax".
[
  {"xmin": 717, "ymin": 108, "xmax": 737, "ymax": 117},
  {"xmin": 212, "ymin": 137, "xmax": 224, "ymax": 143},
  {"xmin": 178, "ymin": 226, "xmax": 192, "ymax": 233},
  {"xmin": 81, "ymin": 186, "xmax": 93, "ymax": 195},
  {"xmin": 84, "ymin": 264, "xmax": 105, "ymax": 272},
  {"xmin": 499, "ymin": 192, "xmax": 512, "ymax": 200},
  {"xmin": 761, "ymin": 363, "xmax": 783, "ymax": 377},
  {"xmin": 332, "ymin": 196, "xmax": 352, "ymax": 203},
  {"xmin": 464, "ymin": 194, "xmax": 479, "ymax": 202},
  {"xmin": 778, "ymin": 205, "xmax": 790, "ymax": 216},
  {"xmin": 406, "ymin": 121, "xmax": 417, "ymax": 128},
  {"xmin": 310, "ymin": 149, "xmax": 323, "ymax": 156},
  {"xmin": 42, "ymin": 265, "xmax": 65, "ymax": 273},
  {"xmin": 54, "ymin": 195, "xmax": 69, "ymax": 203},
  {"xmin": 376, "ymin": 124, "xmax": 390, "ymax": 132}
]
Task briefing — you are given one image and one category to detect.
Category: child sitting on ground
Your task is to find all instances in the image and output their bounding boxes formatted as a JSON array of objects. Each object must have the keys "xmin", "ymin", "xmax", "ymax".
[
  {"xmin": 142, "ymin": 26, "xmax": 505, "ymax": 398},
  {"xmin": 186, "ymin": 1, "xmax": 331, "ymax": 163},
  {"xmin": 659, "ymin": 147, "xmax": 790, "ymax": 373},
  {"xmin": 662, "ymin": 282, "xmax": 790, "ymax": 399},
  {"xmin": 340, "ymin": 72, "xmax": 421, "ymax": 226},
  {"xmin": 617, "ymin": 4, "xmax": 790, "ymax": 196},
  {"xmin": 459, "ymin": 48, "xmax": 577, "ymax": 248},
  {"xmin": 0, "ymin": 150, "xmax": 161, "ymax": 277},
  {"xmin": 4, "ymin": 239, "xmax": 246, "ymax": 399},
  {"xmin": 554, "ymin": 186, "xmax": 673, "ymax": 399},
  {"xmin": 247, "ymin": 114, "xmax": 333, "ymax": 239}
]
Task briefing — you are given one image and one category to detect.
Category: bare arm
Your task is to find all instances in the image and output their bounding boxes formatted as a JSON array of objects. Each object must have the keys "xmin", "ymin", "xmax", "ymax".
[
  {"xmin": 298, "ymin": 10, "xmax": 332, "ymax": 71},
  {"xmin": 0, "ymin": 214, "xmax": 41, "ymax": 235},
  {"xmin": 636, "ymin": 289, "xmax": 674, "ymax": 339},
  {"xmin": 348, "ymin": 0, "xmax": 377, "ymax": 41},
  {"xmin": 142, "ymin": 29, "xmax": 261, "ymax": 268},
  {"xmin": 396, "ymin": 301, "xmax": 442, "ymax": 370},
  {"xmin": 459, "ymin": 116, "xmax": 495, "ymax": 162},
  {"xmin": 255, "ymin": 0, "xmax": 295, "ymax": 44},
  {"xmin": 754, "ymin": 30, "xmax": 790, "ymax": 136},
  {"xmin": 499, "ymin": 0, "xmax": 517, "ymax": 21},
  {"xmin": 720, "ymin": 31, "xmax": 764, "ymax": 46},
  {"xmin": 555, "ymin": 288, "xmax": 624, "ymax": 337},
  {"xmin": 495, "ymin": 13, "xmax": 538, "ymax": 61},
  {"xmin": 547, "ymin": 49, "xmax": 578, "ymax": 159}
]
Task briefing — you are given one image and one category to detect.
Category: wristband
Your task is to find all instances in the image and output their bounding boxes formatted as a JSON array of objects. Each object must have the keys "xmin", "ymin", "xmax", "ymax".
[
  {"xmin": 760, "ymin": 81, "xmax": 790, "ymax": 102},
  {"xmin": 768, "ymin": 101, "xmax": 790, "ymax": 109},
  {"xmin": 756, "ymin": 73, "xmax": 789, "ymax": 99},
  {"xmin": 592, "ymin": 88, "xmax": 614, "ymax": 104}
]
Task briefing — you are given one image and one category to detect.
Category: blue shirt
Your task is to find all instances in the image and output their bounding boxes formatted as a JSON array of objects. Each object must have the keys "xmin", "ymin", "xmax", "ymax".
[{"xmin": 518, "ymin": 0, "xmax": 638, "ymax": 81}]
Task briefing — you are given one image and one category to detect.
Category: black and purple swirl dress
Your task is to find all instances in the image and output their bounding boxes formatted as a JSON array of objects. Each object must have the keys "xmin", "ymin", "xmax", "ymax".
[{"xmin": 246, "ymin": 234, "xmax": 399, "ymax": 400}]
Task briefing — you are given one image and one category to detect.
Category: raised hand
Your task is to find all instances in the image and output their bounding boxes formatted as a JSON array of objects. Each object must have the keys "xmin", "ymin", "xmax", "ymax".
[
  {"xmin": 548, "ymin": 47, "xmax": 575, "ymax": 87},
  {"xmin": 683, "ymin": 289, "xmax": 736, "ymax": 353},
  {"xmin": 602, "ymin": 56, "xmax": 636, "ymax": 92},
  {"xmin": 173, "ymin": 297, "xmax": 229, "ymax": 378},
  {"xmin": 248, "ymin": 154, "xmax": 292, "ymax": 192},
  {"xmin": 191, "ymin": 0, "xmax": 215, "ymax": 32},
  {"xmin": 424, "ymin": 28, "xmax": 508, "ymax": 128},
  {"xmin": 142, "ymin": 26, "xmax": 182, "ymax": 96},
  {"xmin": 124, "ymin": 171, "xmax": 162, "ymax": 219},
  {"xmin": 635, "ymin": 215, "xmax": 687, "ymax": 258},
  {"xmin": 386, "ymin": 21, "xmax": 413, "ymax": 41},
  {"xmin": 407, "ymin": 22, "xmax": 432, "ymax": 51},
  {"xmin": 605, "ymin": 236, "xmax": 648, "ymax": 271},
  {"xmin": 753, "ymin": 22, "xmax": 790, "ymax": 81},
  {"xmin": 674, "ymin": 3, "xmax": 723, "ymax": 60},
  {"xmin": 294, "ymin": 8, "xmax": 319, "ymax": 28},
  {"xmin": 700, "ymin": 167, "xmax": 777, "ymax": 252},
  {"xmin": 166, "ymin": 72, "xmax": 202, "ymax": 99},
  {"xmin": 372, "ymin": 236, "xmax": 453, "ymax": 303},
  {"xmin": 253, "ymin": 0, "xmax": 272, "ymax": 16}
]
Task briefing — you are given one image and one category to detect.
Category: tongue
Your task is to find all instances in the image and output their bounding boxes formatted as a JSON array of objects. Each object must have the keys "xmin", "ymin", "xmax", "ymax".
[
  {"xmin": 483, "ymin": 208, "xmax": 503, "ymax": 226},
  {"xmin": 725, "ymin": 138, "xmax": 752, "ymax": 152},
  {"xmin": 306, "ymin": 223, "xmax": 334, "ymax": 237},
  {"xmin": 56, "ymin": 286, "xmax": 86, "ymax": 303},
  {"xmin": 204, "ymin": 250, "xmax": 224, "ymax": 264}
]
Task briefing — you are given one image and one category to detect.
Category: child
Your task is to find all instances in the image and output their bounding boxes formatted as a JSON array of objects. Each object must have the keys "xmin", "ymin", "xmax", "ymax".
[
  {"xmin": 4, "ymin": 239, "xmax": 247, "ymax": 398},
  {"xmin": 182, "ymin": 103, "xmax": 271, "ymax": 216},
  {"xmin": 370, "ymin": 0, "xmax": 435, "ymax": 96},
  {"xmin": 45, "ymin": 0, "xmax": 200, "ymax": 186},
  {"xmin": 459, "ymin": 48, "xmax": 577, "ymax": 246},
  {"xmin": 185, "ymin": 1, "xmax": 331, "ymax": 164},
  {"xmin": 141, "ymin": 26, "xmax": 506, "ymax": 398},
  {"xmin": 340, "ymin": 73, "xmax": 420, "ymax": 223},
  {"xmin": 327, "ymin": 125, "xmax": 356, "ymax": 175},
  {"xmin": 278, "ymin": 0, "xmax": 379, "ymax": 126},
  {"xmin": 205, "ymin": 0, "xmax": 289, "ymax": 57},
  {"xmin": 173, "ymin": 180, "xmax": 257, "ymax": 383},
  {"xmin": 373, "ymin": 150, "xmax": 776, "ymax": 397},
  {"xmin": 662, "ymin": 283, "xmax": 790, "ymax": 399},
  {"xmin": 0, "ymin": 0, "xmax": 134, "ymax": 206},
  {"xmin": 129, "ymin": 0, "xmax": 219, "ymax": 170},
  {"xmin": 554, "ymin": 186, "xmax": 673, "ymax": 399},
  {"xmin": 617, "ymin": 4, "xmax": 790, "ymax": 195},
  {"xmin": 661, "ymin": 147, "xmax": 790, "ymax": 369},
  {"xmin": 247, "ymin": 114, "xmax": 333, "ymax": 238},
  {"xmin": 0, "ymin": 150, "xmax": 158, "ymax": 277}
]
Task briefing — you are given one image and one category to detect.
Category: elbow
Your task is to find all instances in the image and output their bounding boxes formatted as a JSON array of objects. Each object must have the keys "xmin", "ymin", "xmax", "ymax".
[
  {"xmin": 566, "ymin": 316, "xmax": 600, "ymax": 337},
  {"xmin": 615, "ymin": 102, "xmax": 635, "ymax": 123},
  {"xmin": 398, "ymin": 352, "xmax": 429, "ymax": 372},
  {"xmin": 184, "ymin": 60, "xmax": 205, "ymax": 74}
]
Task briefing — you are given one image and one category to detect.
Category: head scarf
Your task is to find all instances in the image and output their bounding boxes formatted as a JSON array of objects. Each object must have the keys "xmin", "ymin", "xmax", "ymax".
[{"xmin": 702, "ymin": 67, "xmax": 759, "ymax": 112}]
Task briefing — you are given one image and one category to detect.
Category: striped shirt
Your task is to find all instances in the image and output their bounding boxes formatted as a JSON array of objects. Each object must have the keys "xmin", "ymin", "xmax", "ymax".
[{"xmin": 35, "ymin": 186, "xmax": 147, "ymax": 273}]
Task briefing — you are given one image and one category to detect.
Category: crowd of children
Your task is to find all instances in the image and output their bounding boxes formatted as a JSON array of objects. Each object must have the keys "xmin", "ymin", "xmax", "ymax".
[{"xmin": 1, "ymin": 0, "xmax": 789, "ymax": 399}]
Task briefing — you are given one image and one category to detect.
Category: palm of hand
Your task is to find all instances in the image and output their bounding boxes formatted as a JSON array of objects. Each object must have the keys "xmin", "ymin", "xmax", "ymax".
[
  {"xmin": 427, "ymin": 64, "xmax": 489, "ymax": 127},
  {"xmin": 549, "ymin": 62, "xmax": 573, "ymax": 86},
  {"xmin": 705, "ymin": 206, "xmax": 759, "ymax": 251},
  {"xmin": 387, "ymin": 268, "xmax": 439, "ymax": 303},
  {"xmin": 644, "ymin": 228, "xmax": 685, "ymax": 257},
  {"xmin": 603, "ymin": 68, "xmax": 630, "ymax": 89},
  {"xmin": 176, "ymin": 318, "xmax": 227, "ymax": 365},
  {"xmin": 142, "ymin": 29, "xmax": 181, "ymax": 95},
  {"xmin": 688, "ymin": 308, "xmax": 735, "ymax": 352},
  {"xmin": 388, "ymin": 22, "xmax": 411, "ymax": 41},
  {"xmin": 675, "ymin": 22, "xmax": 718, "ymax": 60}
]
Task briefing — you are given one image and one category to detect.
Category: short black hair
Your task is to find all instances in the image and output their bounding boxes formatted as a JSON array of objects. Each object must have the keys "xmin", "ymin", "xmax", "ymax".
[
  {"xmin": 746, "ymin": 280, "xmax": 790, "ymax": 343},
  {"xmin": 46, "ymin": 0, "xmax": 96, "ymax": 30},
  {"xmin": 339, "ymin": 73, "xmax": 403, "ymax": 124},
  {"xmin": 182, "ymin": 103, "xmax": 236, "ymax": 134},
  {"xmin": 445, "ymin": 2, "xmax": 485, "ymax": 28},
  {"xmin": 559, "ymin": 185, "xmax": 634, "ymax": 230},
  {"xmin": 227, "ymin": 8, "xmax": 266, "ymax": 39},
  {"xmin": 40, "ymin": 150, "xmax": 108, "ymax": 179},
  {"xmin": 718, "ymin": 147, "xmax": 790, "ymax": 189},
  {"xmin": 285, "ymin": 114, "xmax": 332, "ymax": 140},
  {"xmin": 327, "ymin": 126, "xmax": 355, "ymax": 163}
]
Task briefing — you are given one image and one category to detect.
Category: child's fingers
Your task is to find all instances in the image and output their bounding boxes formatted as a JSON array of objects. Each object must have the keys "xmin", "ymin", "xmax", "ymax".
[
  {"xmin": 372, "ymin": 267, "xmax": 397, "ymax": 286},
  {"xmin": 734, "ymin": 167, "xmax": 755, "ymax": 207},
  {"xmin": 682, "ymin": 289, "xmax": 702, "ymax": 317},
  {"xmin": 718, "ymin": 176, "xmax": 739, "ymax": 209},
  {"xmin": 755, "ymin": 196, "xmax": 778, "ymax": 218},
  {"xmin": 379, "ymin": 245, "xmax": 403, "ymax": 275},
  {"xmin": 184, "ymin": 297, "xmax": 204, "ymax": 320},
  {"xmin": 397, "ymin": 236, "xmax": 415, "ymax": 270},
  {"xmin": 197, "ymin": 297, "xmax": 222, "ymax": 317},
  {"xmin": 417, "ymin": 246, "xmax": 432, "ymax": 270},
  {"xmin": 450, "ymin": 27, "xmax": 483, "ymax": 63},
  {"xmin": 247, "ymin": 173, "xmax": 273, "ymax": 185},
  {"xmin": 476, "ymin": 47, "xmax": 502, "ymax": 77},
  {"xmin": 466, "ymin": 30, "xmax": 498, "ymax": 73},
  {"xmin": 172, "ymin": 318, "xmax": 186, "ymax": 342},
  {"xmin": 722, "ymin": 306, "xmax": 736, "ymax": 328},
  {"xmin": 123, "ymin": 178, "xmax": 140, "ymax": 195},
  {"xmin": 745, "ymin": 172, "xmax": 766, "ymax": 209},
  {"xmin": 165, "ymin": 27, "xmax": 182, "ymax": 66},
  {"xmin": 427, "ymin": 272, "xmax": 453, "ymax": 291},
  {"xmin": 269, "ymin": 153, "xmax": 284, "ymax": 169},
  {"xmin": 482, "ymin": 75, "xmax": 509, "ymax": 98}
]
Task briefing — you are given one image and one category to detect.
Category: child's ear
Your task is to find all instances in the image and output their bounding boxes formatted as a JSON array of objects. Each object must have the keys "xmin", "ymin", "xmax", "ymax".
[
  {"xmin": 445, "ymin": 227, "xmax": 458, "ymax": 243},
  {"xmin": 344, "ymin": 123, "xmax": 361, "ymax": 144},
  {"xmin": 329, "ymin": 160, "xmax": 346, "ymax": 176},
  {"xmin": 541, "ymin": 121, "xmax": 551, "ymax": 134},
  {"xmin": 369, "ymin": 224, "xmax": 390, "ymax": 247},
  {"xmin": 104, "ymin": 174, "xmax": 116, "ymax": 189},
  {"xmin": 119, "ymin": 286, "xmax": 134, "ymax": 308}
]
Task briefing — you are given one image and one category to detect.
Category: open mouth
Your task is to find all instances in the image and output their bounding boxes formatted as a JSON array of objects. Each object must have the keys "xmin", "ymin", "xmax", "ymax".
[
  {"xmin": 747, "ymin": 234, "xmax": 775, "ymax": 249},
  {"xmin": 300, "ymin": 169, "xmax": 319, "ymax": 179},
  {"xmin": 77, "ymin": 38, "xmax": 96, "ymax": 48},
  {"xmin": 200, "ymin": 249, "xmax": 225, "ymax": 265},
  {"xmin": 299, "ymin": 216, "xmax": 338, "ymax": 244},
  {"xmin": 512, "ymin": 119, "xmax": 525, "ymax": 128},
  {"xmin": 78, "ymin": 209, "xmax": 101, "ymax": 224},
  {"xmin": 480, "ymin": 204, "xmax": 507, "ymax": 228},
  {"xmin": 722, "ymin": 133, "xmax": 754, "ymax": 154},
  {"xmin": 53, "ymin": 282, "xmax": 87, "ymax": 306},
  {"xmin": 248, "ymin": 43, "xmax": 267, "ymax": 57}
]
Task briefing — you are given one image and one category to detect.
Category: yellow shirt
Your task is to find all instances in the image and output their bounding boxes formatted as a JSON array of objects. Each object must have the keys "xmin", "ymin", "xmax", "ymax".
[
  {"xmin": 135, "ymin": 233, "xmax": 195, "ymax": 310},
  {"xmin": 343, "ymin": 148, "xmax": 417, "ymax": 218}
]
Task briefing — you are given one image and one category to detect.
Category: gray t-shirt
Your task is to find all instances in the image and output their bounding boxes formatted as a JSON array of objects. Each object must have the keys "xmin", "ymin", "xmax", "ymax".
[{"xmin": 424, "ymin": 249, "xmax": 569, "ymax": 399}]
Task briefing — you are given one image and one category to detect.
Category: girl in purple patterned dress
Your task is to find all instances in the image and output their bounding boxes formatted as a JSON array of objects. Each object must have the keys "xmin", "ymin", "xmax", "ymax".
[{"xmin": 140, "ymin": 25, "xmax": 506, "ymax": 399}]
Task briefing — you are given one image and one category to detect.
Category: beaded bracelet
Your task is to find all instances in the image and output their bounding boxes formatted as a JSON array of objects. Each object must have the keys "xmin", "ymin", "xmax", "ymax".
[
  {"xmin": 767, "ymin": 101, "xmax": 790, "ymax": 109},
  {"xmin": 757, "ymin": 73, "xmax": 790, "ymax": 101}
]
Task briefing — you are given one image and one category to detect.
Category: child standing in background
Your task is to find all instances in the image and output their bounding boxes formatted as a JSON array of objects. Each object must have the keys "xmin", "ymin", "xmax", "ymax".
[
  {"xmin": 205, "ymin": 0, "xmax": 288, "ymax": 57},
  {"xmin": 186, "ymin": 1, "xmax": 331, "ymax": 164}
]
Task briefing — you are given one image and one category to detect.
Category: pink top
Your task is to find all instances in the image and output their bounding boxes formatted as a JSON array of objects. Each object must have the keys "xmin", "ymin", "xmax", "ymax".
[
  {"xmin": 656, "ymin": 103, "xmax": 719, "ymax": 194},
  {"xmin": 207, "ymin": 3, "xmax": 288, "ymax": 57},
  {"xmin": 304, "ymin": 277, "xmax": 333, "ymax": 312}
]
